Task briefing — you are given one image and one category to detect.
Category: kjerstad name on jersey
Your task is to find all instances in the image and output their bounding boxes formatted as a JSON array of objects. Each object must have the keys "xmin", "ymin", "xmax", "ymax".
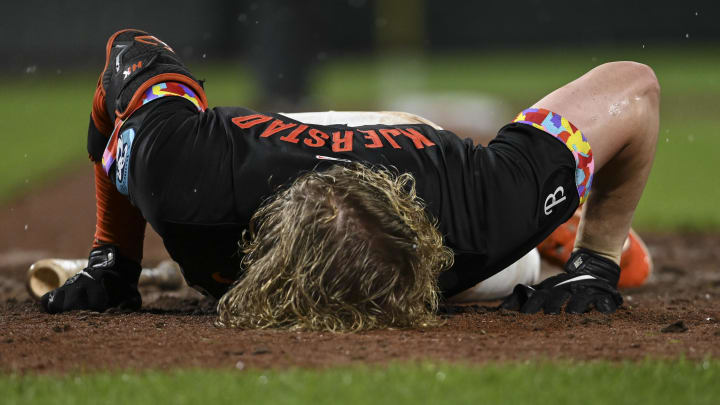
[{"xmin": 231, "ymin": 114, "xmax": 437, "ymax": 152}]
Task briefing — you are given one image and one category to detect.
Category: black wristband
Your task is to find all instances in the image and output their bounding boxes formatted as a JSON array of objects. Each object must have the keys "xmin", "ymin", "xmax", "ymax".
[
  {"xmin": 565, "ymin": 248, "xmax": 621, "ymax": 287},
  {"xmin": 88, "ymin": 245, "xmax": 142, "ymax": 285}
]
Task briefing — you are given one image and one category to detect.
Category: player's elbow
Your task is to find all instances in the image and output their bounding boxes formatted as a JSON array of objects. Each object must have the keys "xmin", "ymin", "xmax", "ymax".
[
  {"xmin": 612, "ymin": 61, "xmax": 661, "ymax": 149},
  {"xmin": 602, "ymin": 61, "xmax": 660, "ymax": 106},
  {"xmin": 631, "ymin": 62, "xmax": 660, "ymax": 106}
]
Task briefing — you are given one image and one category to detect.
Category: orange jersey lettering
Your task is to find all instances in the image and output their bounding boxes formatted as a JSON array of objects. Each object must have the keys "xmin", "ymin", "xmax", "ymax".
[
  {"xmin": 332, "ymin": 131, "xmax": 354, "ymax": 152},
  {"xmin": 281, "ymin": 124, "xmax": 308, "ymax": 143},
  {"xmin": 359, "ymin": 129, "xmax": 383, "ymax": 148},
  {"xmin": 232, "ymin": 114, "xmax": 273, "ymax": 129},
  {"xmin": 398, "ymin": 127, "xmax": 436, "ymax": 149},
  {"xmin": 378, "ymin": 128, "xmax": 402, "ymax": 149},
  {"xmin": 304, "ymin": 128, "xmax": 330, "ymax": 147},
  {"xmin": 260, "ymin": 119, "xmax": 297, "ymax": 138}
]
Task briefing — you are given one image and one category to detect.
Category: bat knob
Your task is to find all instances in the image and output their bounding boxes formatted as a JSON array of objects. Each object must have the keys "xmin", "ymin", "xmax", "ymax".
[{"xmin": 26, "ymin": 259, "xmax": 88, "ymax": 300}]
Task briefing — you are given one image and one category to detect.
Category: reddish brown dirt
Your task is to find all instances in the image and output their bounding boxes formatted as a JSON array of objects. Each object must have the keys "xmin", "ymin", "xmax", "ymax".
[{"xmin": 1, "ymin": 169, "xmax": 719, "ymax": 374}]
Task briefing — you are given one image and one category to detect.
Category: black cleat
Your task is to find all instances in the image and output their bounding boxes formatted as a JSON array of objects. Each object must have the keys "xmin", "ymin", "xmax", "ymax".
[
  {"xmin": 91, "ymin": 29, "xmax": 204, "ymax": 134},
  {"xmin": 88, "ymin": 29, "xmax": 206, "ymax": 162}
]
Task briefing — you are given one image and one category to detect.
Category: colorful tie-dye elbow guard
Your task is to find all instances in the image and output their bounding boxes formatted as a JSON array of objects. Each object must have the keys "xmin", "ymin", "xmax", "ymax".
[
  {"xmin": 141, "ymin": 82, "xmax": 205, "ymax": 111},
  {"xmin": 513, "ymin": 108, "xmax": 594, "ymax": 204}
]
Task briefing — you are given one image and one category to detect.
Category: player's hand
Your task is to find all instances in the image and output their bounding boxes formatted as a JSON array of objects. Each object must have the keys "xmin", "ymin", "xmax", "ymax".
[
  {"xmin": 40, "ymin": 245, "xmax": 142, "ymax": 313},
  {"xmin": 500, "ymin": 248, "xmax": 623, "ymax": 314}
]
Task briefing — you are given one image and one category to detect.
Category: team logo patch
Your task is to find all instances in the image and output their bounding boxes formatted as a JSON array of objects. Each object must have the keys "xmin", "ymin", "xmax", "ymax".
[
  {"xmin": 544, "ymin": 186, "xmax": 567, "ymax": 216},
  {"xmin": 115, "ymin": 128, "xmax": 135, "ymax": 196},
  {"xmin": 539, "ymin": 169, "xmax": 575, "ymax": 230}
]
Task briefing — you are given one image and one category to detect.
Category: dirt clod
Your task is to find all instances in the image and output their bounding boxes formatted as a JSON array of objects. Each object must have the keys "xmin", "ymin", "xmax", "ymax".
[
  {"xmin": 51, "ymin": 324, "xmax": 71, "ymax": 333},
  {"xmin": 661, "ymin": 321, "xmax": 689, "ymax": 333}
]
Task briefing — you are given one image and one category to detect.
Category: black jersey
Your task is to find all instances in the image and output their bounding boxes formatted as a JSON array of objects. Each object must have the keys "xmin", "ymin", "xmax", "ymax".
[{"xmin": 119, "ymin": 97, "xmax": 579, "ymax": 298}]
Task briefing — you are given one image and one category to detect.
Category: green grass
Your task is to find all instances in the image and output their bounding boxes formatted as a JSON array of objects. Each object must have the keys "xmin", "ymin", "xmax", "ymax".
[
  {"xmin": 313, "ymin": 45, "xmax": 720, "ymax": 109},
  {"xmin": 1, "ymin": 45, "xmax": 718, "ymax": 229},
  {"xmin": 0, "ymin": 64, "xmax": 258, "ymax": 201},
  {"xmin": 0, "ymin": 73, "xmax": 92, "ymax": 199},
  {"xmin": 635, "ymin": 119, "xmax": 718, "ymax": 229},
  {"xmin": 2, "ymin": 361, "xmax": 718, "ymax": 405}
]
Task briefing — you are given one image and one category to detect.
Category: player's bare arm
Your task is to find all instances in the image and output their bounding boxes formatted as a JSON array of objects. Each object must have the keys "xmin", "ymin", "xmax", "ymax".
[{"xmin": 500, "ymin": 62, "xmax": 659, "ymax": 313}]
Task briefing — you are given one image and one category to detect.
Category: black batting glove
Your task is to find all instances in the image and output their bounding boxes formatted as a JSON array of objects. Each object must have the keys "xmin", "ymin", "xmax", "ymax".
[
  {"xmin": 500, "ymin": 248, "xmax": 623, "ymax": 314},
  {"xmin": 41, "ymin": 245, "xmax": 142, "ymax": 313}
]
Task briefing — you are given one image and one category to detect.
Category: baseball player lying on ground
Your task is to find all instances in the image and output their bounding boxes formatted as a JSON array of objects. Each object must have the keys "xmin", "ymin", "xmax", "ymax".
[{"xmin": 41, "ymin": 29, "xmax": 659, "ymax": 331}]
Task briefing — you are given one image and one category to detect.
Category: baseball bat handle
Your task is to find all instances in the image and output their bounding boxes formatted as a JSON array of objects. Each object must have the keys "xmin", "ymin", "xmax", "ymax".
[
  {"xmin": 138, "ymin": 261, "xmax": 185, "ymax": 290},
  {"xmin": 26, "ymin": 259, "xmax": 185, "ymax": 300}
]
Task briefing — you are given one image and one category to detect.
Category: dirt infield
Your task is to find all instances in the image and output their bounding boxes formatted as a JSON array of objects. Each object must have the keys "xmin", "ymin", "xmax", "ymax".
[{"xmin": 1, "ymin": 169, "xmax": 719, "ymax": 373}]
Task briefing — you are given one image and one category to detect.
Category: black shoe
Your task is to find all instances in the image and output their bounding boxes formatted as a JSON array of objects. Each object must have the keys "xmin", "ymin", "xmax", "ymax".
[
  {"xmin": 88, "ymin": 29, "xmax": 206, "ymax": 162},
  {"xmin": 91, "ymin": 29, "xmax": 204, "ymax": 131}
]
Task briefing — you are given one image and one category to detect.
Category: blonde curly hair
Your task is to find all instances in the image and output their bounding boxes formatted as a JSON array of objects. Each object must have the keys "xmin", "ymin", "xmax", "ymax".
[{"xmin": 216, "ymin": 163, "xmax": 454, "ymax": 331}]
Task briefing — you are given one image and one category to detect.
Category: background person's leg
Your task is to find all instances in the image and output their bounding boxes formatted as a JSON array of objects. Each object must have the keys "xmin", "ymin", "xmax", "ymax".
[{"xmin": 531, "ymin": 62, "xmax": 660, "ymax": 263}]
